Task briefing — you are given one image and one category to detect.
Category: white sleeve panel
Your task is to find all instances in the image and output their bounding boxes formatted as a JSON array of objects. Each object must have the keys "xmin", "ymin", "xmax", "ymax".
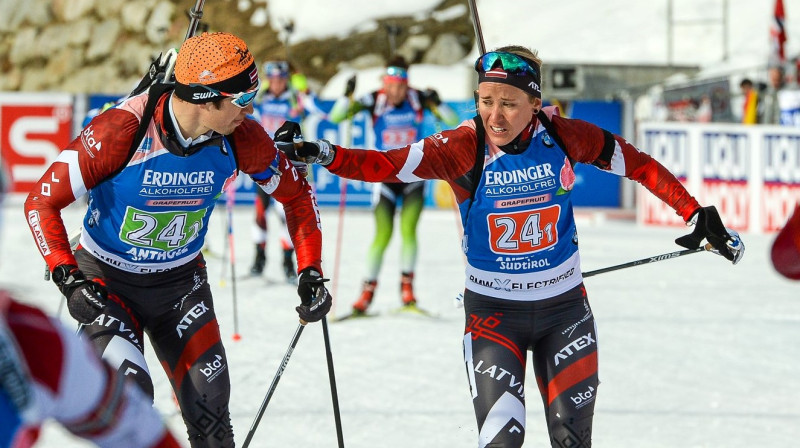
[
  {"xmin": 607, "ymin": 140, "xmax": 627, "ymax": 176},
  {"xmin": 54, "ymin": 150, "xmax": 87, "ymax": 199},
  {"xmin": 396, "ymin": 140, "xmax": 425, "ymax": 183}
]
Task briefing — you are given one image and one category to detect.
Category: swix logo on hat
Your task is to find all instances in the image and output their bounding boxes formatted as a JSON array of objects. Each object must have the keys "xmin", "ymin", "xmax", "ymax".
[
  {"xmin": 485, "ymin": 69, "xmax": 508, "ymax": 79},
  {"xmin": 192, "ymin": 91, "xmax": 216, "ymax": 101}
]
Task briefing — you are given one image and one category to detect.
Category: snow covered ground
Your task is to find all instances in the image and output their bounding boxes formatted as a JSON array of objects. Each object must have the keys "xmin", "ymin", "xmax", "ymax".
[{"xmin": 2, "ymin": 199, "xmax": 798, "ymax": 447}]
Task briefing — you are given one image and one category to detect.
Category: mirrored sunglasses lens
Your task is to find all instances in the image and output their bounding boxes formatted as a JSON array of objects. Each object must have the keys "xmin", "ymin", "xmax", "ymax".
[
  {"xmin": 386, "ymin": 66, "xmax": 407, "ymax": 78},
  {"xmin": 479, "ymin": 53, "xmax": 532, "ymax": 74},
  {"xmin": 233, "ymin": 90, "xmax": 258, "ymax": 107}
]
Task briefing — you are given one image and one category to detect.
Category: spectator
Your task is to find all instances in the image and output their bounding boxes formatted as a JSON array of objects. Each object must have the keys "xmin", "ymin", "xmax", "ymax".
[
  {"xmin": 762, "ymin": 64, "xmax": 786, "ymax": 125},
  {"xmin": 740, "ymin": 78, "xmax": 760, "ymax": 124}
]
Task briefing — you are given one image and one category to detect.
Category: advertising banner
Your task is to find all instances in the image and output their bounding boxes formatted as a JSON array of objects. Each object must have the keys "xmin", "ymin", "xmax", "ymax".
[
  {"xmin": 638, "ymin": 122, "xmax": 800, "ymax": 233},
  {"xmin": 0, "ymin": 93, "xmax": 73, "ymax": 193},
  {"xmin": 1, "ymin": 92, "xmax": 626, "ymax": 212}
]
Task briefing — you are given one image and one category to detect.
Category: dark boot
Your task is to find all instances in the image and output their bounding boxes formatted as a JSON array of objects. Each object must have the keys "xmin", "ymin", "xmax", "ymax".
[
  {"xmin": 250, "ymin": 244, "xmax": 266, "ymax": 275},
  {"xmin": 283, "ymin": 249, "xmax": 297, "ymax": 281}
]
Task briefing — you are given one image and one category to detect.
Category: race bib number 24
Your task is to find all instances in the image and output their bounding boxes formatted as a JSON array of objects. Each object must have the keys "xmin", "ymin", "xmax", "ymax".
[
  {"xmin": 120, "ymin": 207, "xmax": 207, "ymax": 251},
  {"xmin": 486, "ymin": 205, "xmax": 560, "ymax": 255}
]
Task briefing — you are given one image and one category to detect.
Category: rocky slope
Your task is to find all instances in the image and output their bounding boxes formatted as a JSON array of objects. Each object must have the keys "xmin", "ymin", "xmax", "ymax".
[{"xmin": 0, "ymin": 0, "xmax": 475, "ymax": 94}]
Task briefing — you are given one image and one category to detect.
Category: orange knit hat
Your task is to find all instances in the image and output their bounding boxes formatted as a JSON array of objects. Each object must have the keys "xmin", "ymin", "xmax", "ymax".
[{"xmin": 174, "ymin": 32, "xmax": 258, "ymax": 103}]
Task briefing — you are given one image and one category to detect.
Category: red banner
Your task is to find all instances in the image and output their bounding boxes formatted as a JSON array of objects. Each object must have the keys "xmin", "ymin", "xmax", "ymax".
[{"xmin": 0, "ymin": 94, "xmax": 73, "ymax": 193}]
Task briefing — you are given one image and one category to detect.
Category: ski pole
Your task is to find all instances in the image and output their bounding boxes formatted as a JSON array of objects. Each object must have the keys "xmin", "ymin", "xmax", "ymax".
[
  {"xmin": 242, "ymin": 321, "xmax": 307, "ymax": 448},
  {"xmin": 219, "ymin": 207, "xmax": 229, "ymax": 286},
  {"xmin": 330, "ymin": 87, "xmax": 356, "ymax": 313},
  {"xmin": 331, "ymin": 177, "xmax": 347, "ymax": 311},
  {"xmin": 225, "ymin": 187, "xmax": 241, "ymax": 341},
  {"xmin": 467, "ymin": 0, "xmax": 486, "ymax": 54},
  {"xmin": 321, "ymin": 317, "xmax": 345, "ymax": 447},
  {"xmin": 582, "ymin": 243, "xmax": 712, "ymax": 278}
]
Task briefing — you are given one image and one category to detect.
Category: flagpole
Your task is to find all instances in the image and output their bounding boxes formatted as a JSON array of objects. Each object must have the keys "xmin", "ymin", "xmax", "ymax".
[{"xmin": 722, "ymin": 0, "xmax": 728, "ymax": 61}]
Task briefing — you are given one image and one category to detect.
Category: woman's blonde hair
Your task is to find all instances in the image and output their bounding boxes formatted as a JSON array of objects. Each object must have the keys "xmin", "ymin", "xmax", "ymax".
[{"xmin": 494, "ymin": 45, "xmax": 542, "ymax": 98}]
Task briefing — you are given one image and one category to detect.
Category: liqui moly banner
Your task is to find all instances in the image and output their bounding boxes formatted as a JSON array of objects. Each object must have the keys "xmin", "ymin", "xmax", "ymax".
[{"xmin": 638, "ymin": 122, "xmax": 800, "ymax": 233}]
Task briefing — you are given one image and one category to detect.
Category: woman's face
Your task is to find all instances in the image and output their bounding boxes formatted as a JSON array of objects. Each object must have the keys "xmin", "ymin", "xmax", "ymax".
[
  {"xmin": 477, "ymin": 82, "xmax": 540, "ymax": 147},
  {"xmin": 268, "ymin": 75, "xmax": 289, "ymax": 95}
]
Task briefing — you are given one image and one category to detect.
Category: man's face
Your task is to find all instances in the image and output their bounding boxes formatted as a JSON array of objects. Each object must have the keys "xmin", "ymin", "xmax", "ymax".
[
  {"xmin": 769, "ymin": 68, "xmax": 785, "ymax": 88},
  {"xmin": 202, "ymin": 99, "xmax": 254, "ymax": 135},
  {"xmin": 383, "ymin": 79, "xmax": 408, "ymax": 106}
]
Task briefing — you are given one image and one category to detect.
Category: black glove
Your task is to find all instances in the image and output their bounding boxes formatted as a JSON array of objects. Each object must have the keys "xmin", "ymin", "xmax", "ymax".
[
  {"xmin": 273, "ymin": 121, "xmax": 310, "ymax": 177},
  {"xmin": 296, "ymin": 267, "xmax": 332, "ymax": 322},
  {"xmin": 52, "ymin": 265, "xmax": 108, "ymax": 324},
  {"xmin": 344, "ymin": 75, "xmax": 357, "ymax": 98},
  {"xmin": 279, "ymin": 139, "xmax": 334, "ymax": 166},
  {"xmin": 422, "ymin": 88, "xmax": 441, "ymax": 107},
  {"xmin": 274, "ymin": 120, "xmax": 303, "ymax": 143},
  {"xmin": 675, "ymin": 206, "xmax": 745, "ymax": 264}
]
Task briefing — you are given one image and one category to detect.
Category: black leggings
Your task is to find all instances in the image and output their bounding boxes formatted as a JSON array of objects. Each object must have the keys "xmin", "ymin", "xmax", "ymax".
[
  {"xmin": 463, "ymin": 285, "xmax": 598, "ymax": 448},
  {"xmin": 75, "ymin": 249, "xmax": 233, "ymax": 448}
]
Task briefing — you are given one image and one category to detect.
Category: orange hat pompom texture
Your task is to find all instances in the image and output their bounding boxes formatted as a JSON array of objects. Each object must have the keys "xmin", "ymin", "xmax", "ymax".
[{"xmin": 174, "ymin": 32, "xmax": 258, "ymax": 103}]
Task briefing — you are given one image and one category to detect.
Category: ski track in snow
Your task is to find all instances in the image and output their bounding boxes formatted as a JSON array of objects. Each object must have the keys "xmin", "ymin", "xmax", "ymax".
[{"xmin": 1, "ymin": 202, "xmax": 798, "ymax": 447}]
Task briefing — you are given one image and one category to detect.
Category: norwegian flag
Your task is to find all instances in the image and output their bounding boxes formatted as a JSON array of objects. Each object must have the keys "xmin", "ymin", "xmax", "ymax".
[{"xmin": 770, "ymin": 0, "xmax": 787, "ymax": 65}]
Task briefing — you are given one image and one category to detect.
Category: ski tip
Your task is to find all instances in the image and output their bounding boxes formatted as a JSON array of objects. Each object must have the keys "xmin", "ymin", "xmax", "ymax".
[
  {"xmin": 332, "ymin": 311, "xmax": 378, "ymax": 322},
  {"xmin": 391, "ymin": 304, "xmax": 439, "ymax": 319}
]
